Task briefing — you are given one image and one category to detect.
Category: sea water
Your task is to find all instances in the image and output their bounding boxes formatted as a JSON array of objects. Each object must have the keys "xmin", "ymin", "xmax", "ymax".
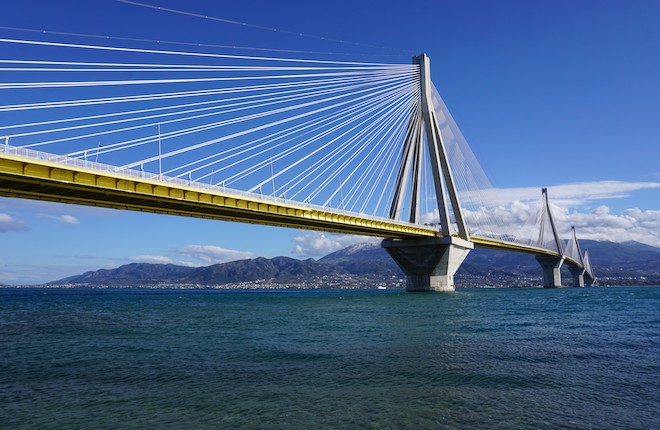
[{"xmin": 1, "ymin": 286, "xmax": 658, "ymax": 429}]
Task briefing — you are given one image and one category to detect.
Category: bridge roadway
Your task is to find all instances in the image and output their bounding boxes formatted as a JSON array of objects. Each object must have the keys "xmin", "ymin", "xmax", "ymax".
[{"xmin": 0, "ymin": 146, "xmax": 583, "ymax": 269}]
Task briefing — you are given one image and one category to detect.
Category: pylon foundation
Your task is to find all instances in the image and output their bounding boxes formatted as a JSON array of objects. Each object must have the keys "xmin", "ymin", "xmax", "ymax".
[{"xmin": 382, "ymin": 237, "xmax": 473, "ymax": 292}]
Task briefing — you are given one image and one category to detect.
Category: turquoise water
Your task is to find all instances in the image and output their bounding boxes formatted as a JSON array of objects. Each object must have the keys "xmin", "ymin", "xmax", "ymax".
[{"xmin": 1, "ymin": 286, "xmax": 658, "ymax": 429}]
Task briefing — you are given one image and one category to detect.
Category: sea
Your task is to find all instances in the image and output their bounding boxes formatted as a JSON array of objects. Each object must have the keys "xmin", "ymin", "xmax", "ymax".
[{"xmin": 0, "ymin": 286, "xmax": 658, "ymax": 429}]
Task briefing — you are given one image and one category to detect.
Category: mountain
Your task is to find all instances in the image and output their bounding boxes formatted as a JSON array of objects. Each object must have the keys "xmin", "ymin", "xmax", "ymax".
[
  {"xmin": 186, "ymin": 257, "xmax": 337, "ymax": 284},
  {"xmin": 48, "ymin": 240, "xmax": 660, "ymax": 288},
  {"xmin": 55, "ymin": 263, "xmax": 196, "ymax": 285},
  {"xmin": 576, "ymin": 240, "xmax": 660, "ymax": 277},
  {"xmin": 53, "ymin": 257, "xmax": 342, "ymax": 287},
  {"xmin": 319, "ymin": 241, "xmax": 401, "ymax": 277},
  {"xmin": 458, "ymin": 240, "xmax": 660, "ymax": 285}
]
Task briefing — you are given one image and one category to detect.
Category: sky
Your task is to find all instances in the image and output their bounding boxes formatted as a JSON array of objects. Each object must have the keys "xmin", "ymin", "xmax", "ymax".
[{"xmin": 1, "ymin": 0, "xmax": 659, "ymax": 284}]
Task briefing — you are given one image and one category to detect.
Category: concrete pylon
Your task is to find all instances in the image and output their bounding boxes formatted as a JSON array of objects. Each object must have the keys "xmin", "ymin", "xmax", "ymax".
[
  {"xmin": 383, "ymin": 54, "xmax": 473, "ymax": 292},
  {"xmin": 568, "ymin": 265, "xmax": 585, "ymax": 287},
  {"xmin": 563, "ymin": 226, "xmax": 589, "ymax": 287},
  {"xmin": 535, "ymin": 189, "xmax": 565, "ymax": 288},
  {"xmin": 382, "ymin": 237, "xmax": 473, "ymax": 292},
  {"xmin": 536, "ymin": 255, "xmax": 564, "ymax": 288},
  {"xmin": 583, "ymin": 250, "xmax": 596, "ymax": 286}
]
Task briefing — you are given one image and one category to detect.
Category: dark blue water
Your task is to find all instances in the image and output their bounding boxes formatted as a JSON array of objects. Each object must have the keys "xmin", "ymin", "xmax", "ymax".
[{"xmin": 1, "ymin": 286, "xmax": 658, "ymax": 429}]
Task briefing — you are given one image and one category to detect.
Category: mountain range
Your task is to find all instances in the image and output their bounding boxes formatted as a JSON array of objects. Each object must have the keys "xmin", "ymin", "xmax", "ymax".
[{"xmin": 48, "ymin": 240, "xmax": 660, "ymax": 288}]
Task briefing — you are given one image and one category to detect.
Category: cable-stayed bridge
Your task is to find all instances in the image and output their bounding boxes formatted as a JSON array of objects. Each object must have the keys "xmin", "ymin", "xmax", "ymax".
[{"xmin": 0, "ymin": 37, "xmax": 594, "ymax": 291}]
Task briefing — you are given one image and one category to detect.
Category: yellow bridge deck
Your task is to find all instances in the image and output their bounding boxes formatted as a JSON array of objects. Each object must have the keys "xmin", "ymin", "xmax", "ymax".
[{"xmin": 0, "ymin": 148, "xmax": 438, "ymax": 239}]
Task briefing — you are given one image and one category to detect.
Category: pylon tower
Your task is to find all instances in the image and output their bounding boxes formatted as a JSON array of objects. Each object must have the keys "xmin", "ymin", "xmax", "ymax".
[{"xmin": 382, "ymin": 54, "xmax": 473, "ymax": 292}]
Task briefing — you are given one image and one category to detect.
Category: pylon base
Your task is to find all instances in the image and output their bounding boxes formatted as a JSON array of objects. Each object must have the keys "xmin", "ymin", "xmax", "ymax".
[
  {"xmin": 382, "ymin": 237, "xmax": 473, "ymax": 292},
  {"xmin": 536, "ymin": 256, "xmax": 564, "ymax": 288}
]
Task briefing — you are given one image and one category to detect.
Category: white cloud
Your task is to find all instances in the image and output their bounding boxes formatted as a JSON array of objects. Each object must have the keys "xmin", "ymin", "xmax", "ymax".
[
  {"xmin": 130, "ymin": 255, "xmax": 174, "ymax": 264},
  {"xmin": 177, "ymin": 244, "xmax": 254, "ymax": 265},
  {"xmin": 453, "ymin": 180, "xmax": 660, "ymax": 247},
  {"xmin": 0, "ymin": 213, "xmax": 29, "ymax": 233},
  {"xmin": 463, "ymin": 200, "xmax": 660, "ymax": 248},
  {"xmin": 548, "ymin": 181, "xmax": 660, "ymax": 207},
  {"xmin": 292, "ymin": 232, "xmax": 374, "ymax": 258},
  {"xmin": 559, "ymin": 207, "xmax": 660, "ymax": 247},
  {"xmin": 461, "ymin": 180, "xmax": 660, "ymax": 208},
  {"xmin": 37, "ymin": 214, "xmax": 80, "ymax": 225}
]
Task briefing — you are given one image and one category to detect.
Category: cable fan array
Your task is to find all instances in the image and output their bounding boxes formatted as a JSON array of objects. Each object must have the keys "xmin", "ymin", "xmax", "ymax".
[
  {"xmin": 428, "ymin": 83, "xmax": 546, "ymax": 246},
  {"xmin": 0, "ymin": 37, "xmax": 420, "ymax": 217}
]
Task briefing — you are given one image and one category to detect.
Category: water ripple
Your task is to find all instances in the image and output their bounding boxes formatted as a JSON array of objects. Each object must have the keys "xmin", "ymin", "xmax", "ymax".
[{"xmin": 0, "ymin": 286, "xmax": 658, "ymax": 429}]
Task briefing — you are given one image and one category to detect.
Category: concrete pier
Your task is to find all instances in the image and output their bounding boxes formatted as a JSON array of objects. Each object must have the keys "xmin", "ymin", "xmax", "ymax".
[
  {"xmin": 568, "ymin": 266, "xmax": 585, "ymax": 287},
  {"xmin": 382, "ymin": 237, "xmax": 473, "ymax": 292},
  {"xmin": 536, "ymin": 256, "xmax": 564, "ymax": 288}
]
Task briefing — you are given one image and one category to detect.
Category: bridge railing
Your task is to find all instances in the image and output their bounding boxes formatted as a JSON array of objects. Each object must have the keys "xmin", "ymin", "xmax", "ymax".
[{"xmin": 0, "ymin": 143, "xmax": 438, "ymax": 233}]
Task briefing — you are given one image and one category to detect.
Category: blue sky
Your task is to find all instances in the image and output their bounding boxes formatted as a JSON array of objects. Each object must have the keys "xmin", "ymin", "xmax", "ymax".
[{"xmin": 1, "ymin": 0, "xmax": 659, "ymax": 284}]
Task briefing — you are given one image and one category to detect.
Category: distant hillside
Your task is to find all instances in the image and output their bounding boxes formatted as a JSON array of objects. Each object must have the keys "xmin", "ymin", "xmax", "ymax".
[
  {"xmin": 53, "ymin": 257, "xmax": 345, "ymax": 287},
  {"xmin": 319, "ymin": 242, "xmax": 401, "ymax": 277},
  {"xmin": 459, "ymin": 239, "xmax": 660, "ymax": 285},
  {"xmin": 577, "ymin": 240, "xmax": 660, "ymax": 277},
  {"xmin": 188, "ymin": 256, "xmax": 337, "ymax": 284},
  {"xmin": 56, "ymin": 263, "xmax": 196, "ymax": 285},
  {"xmin": 48, "ymin": 240, "xmax": 660, "ymax": 287}
]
